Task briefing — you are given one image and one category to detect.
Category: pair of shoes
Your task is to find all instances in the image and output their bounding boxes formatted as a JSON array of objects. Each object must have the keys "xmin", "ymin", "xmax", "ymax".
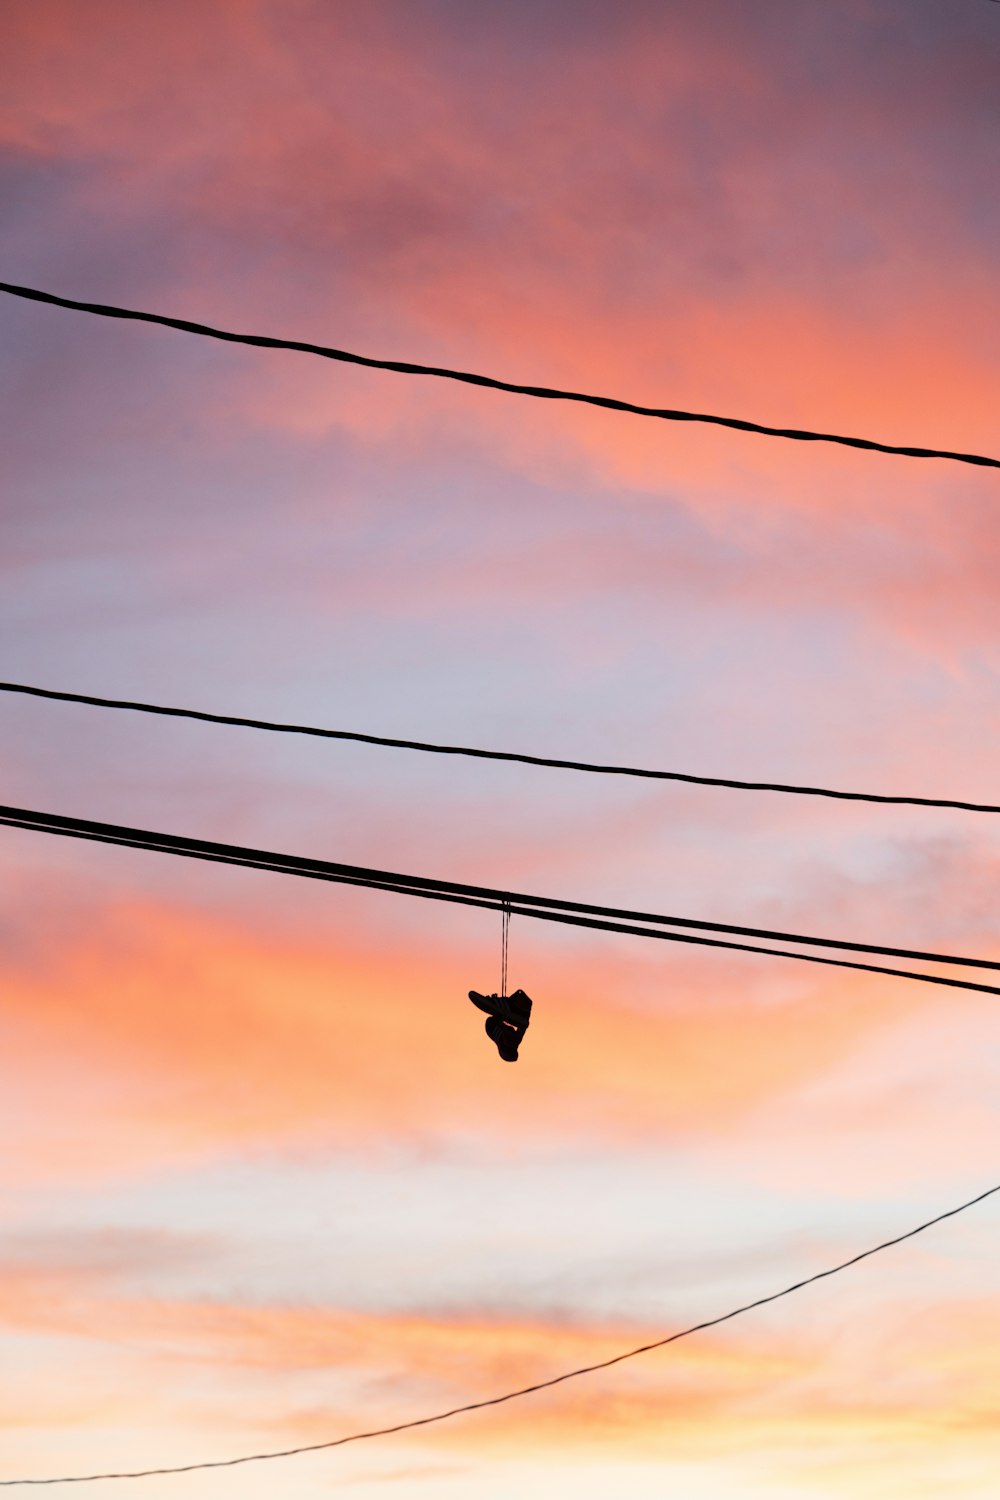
[{"xmin": 468, "ymin": 990, "xmax": 533, "ymax": 1062}]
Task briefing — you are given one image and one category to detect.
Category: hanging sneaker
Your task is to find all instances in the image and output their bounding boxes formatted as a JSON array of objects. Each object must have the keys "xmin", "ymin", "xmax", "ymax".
[
  {"xmin": 468, "ymin": 990, "xmax": 533, "ymax": 1026},
  {"xmin": 485, "ymin": 1014, "xmax": 522, "ymax": 1062},
  {"xmin": 504, "ymin": 989, "xmax": 533, "ymax": 1025},
  {"xmin": 468, "ymin": 989, "xmax": 502, "ymax": 1018}
]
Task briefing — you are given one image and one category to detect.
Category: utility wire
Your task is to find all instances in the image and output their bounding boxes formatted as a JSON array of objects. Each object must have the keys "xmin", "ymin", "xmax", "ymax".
[
  {"xmin": 4, "ymin": 800, "xmax": 998, "ymax": 969},
  {"xmin": 3, "ymin": 802, "xmax": 1000, "ymax": 997},
  {"xmin": 4, "ymin": 680, "xmax": 999, "ymax": 817},
  {"xmin": 3, "ymin": 1175, "xmax": 998, "ymax": 1485},
  {"xmin": 0, "ymin": 281, "xmax": 995, "ymax": 470}
]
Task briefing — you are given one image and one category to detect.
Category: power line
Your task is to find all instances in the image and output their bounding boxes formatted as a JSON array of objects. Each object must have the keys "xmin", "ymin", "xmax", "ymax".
[
  {"xmin": 3, "ymin": 802, "xmax": 1000, "ymax": 996},
  {"xmin": 4, "ymin": 1175, "xmax": 997, "ymax": 1485},
  {"xmin": 1, "ymin": 280, "xmax": 995, "ymax": 470},
  {"xmin": 4, "ymin": 680, "xmax": 1000, "ymax": 817}
]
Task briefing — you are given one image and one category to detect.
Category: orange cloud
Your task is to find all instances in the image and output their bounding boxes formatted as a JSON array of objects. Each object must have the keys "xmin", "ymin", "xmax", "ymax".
[
  {"xmin": 0, "ymin": 876, "xmax": 932, "ymax": 1189},
  {"xmin": 5, "ymin": 1243, "xmax": 1000, "ymax": 1480}
]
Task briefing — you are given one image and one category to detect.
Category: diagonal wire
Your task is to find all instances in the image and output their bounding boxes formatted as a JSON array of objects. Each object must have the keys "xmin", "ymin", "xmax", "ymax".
[
  {"xmin": 3, "ymin": 1177, "xmax": 997, "ymax": 1484},
  {"xmin": 0, "ymin": 281, "xmax": 996, "ymax": 469},
  {"xmin": 3, "ymin": 680, "xmax": 1000, "ymax": 817},
  {"xmin": 3, "ymin": 802, "xmax": 1000, "ymax": 997}
]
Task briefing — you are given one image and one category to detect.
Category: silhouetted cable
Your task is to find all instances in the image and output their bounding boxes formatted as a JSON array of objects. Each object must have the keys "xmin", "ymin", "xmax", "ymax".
[
  {"xmin": 4, "ymin": 680, "xmax": 999, "ymax": 817},
  {"xmin": 4, "ymin": 1176, "xmax": 998, "ymax": 1485},
  {"xmin": 3, "ymin": 802, "xmax": 1000, "ymax": 996},
  {"xmin": 0, "ymin": 281, "xmax": 995, "ymax": 469}
]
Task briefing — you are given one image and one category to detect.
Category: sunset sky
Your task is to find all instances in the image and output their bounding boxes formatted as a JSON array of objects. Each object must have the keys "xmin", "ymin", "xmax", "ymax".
[{"xmin": 2, "ymin": 1, "xmax": 1000, "ymax": 1495}]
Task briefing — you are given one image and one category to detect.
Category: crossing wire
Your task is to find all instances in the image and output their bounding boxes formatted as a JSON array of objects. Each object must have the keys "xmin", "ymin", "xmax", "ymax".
[
  {"xmin": 3, "ymin": 680, "xmax": 999, "ymax": 816},
  {"xmin": 3, "ymin": 1176, "xmax": 998, "ymax": 1484},
  {"xmin": 3, "ymin": 802, "xmax": 1000, "ymax": 996},
  {"xmin": 1, "ymin": 281, "xmax": 996, "ymax": 469}
]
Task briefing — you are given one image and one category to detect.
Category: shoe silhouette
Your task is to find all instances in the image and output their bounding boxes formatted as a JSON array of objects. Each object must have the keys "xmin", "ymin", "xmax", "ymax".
[
  {"xmin": 470, "ymin": 990, "xmax": 533, "ymax": 1061},
  {"xmin": 505, "ymin": 989, "xmax": 533, "ymax": 1025},
  {"xmin": 485, "ymin": 1014, "xmax": 522, "ymax": 1062},
  {"xmin": 469, "ymin": 990, "xmax": 533, "ymax": 1025}
]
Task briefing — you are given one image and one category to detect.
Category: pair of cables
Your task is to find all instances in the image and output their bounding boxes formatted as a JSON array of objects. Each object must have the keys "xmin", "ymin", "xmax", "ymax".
[{"xmin": 3, "ymin": 800, "xmax": 1000, "ymax": 1000}]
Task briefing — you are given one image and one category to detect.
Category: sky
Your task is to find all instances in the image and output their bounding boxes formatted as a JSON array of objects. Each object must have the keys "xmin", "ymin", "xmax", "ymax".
[{"xmin": 1, "ymin": 0, "xmax": 1000, "ymax": 1494}]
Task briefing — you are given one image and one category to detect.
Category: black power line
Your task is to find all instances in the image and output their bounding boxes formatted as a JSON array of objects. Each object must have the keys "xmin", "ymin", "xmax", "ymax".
[
  {"xmin": 1, "ymin": 280, "xmax": 995, "ymax": 469},
  {"xmin": 4, "ymin": 680, "xmax": 1000, "ymax": 817},
  {"xmin": 3, "ymin": 802, "xmax": 1000, "ymax": 996},
  {"xmin": 4, "ymin": 1176, "xmax": 998, "ymax": 1485}
]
